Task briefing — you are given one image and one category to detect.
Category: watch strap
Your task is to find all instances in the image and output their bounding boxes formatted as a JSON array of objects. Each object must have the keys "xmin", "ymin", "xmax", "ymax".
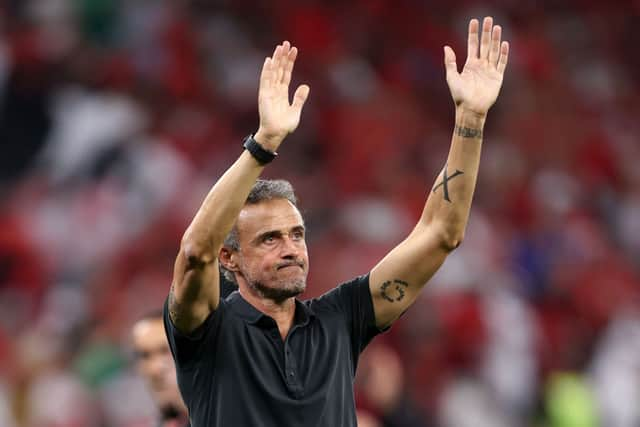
[{"xmin": 243, "ymin": 134, "xmax": 277, "ymax": 165}]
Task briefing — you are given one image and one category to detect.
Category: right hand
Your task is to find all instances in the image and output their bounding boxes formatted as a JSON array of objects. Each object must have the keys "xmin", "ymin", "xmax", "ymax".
[{"xmin": 255, "ymin": 41, "xmax": 310, "ymax": 150}]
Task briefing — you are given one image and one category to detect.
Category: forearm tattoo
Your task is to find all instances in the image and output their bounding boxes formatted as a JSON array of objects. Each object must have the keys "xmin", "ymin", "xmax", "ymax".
[
  {"xmin": 432, "ymin": 163, "xmax": 464, "ymax": 202},
  {"xmin": 455, "ymin": 125, "xmax": 483, "ymax": 139},
  {"xmin": 168, "ymin": 283, "xmax": 184, "ymax": 325},
  {"xmin": 380, "ymin": 279, "xmax": 409, "ymax": 303}
]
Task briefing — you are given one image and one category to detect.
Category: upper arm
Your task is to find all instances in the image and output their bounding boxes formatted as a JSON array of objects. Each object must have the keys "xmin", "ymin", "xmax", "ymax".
[
  {"xmin": 168, "ymin": 245, "xmax": 221, "ymax": 334},
  {"xmin": 369, "ymin": 222, "xmax": 453, "ymax": 328}
]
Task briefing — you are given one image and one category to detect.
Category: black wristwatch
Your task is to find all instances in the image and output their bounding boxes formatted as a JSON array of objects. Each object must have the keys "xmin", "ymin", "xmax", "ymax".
[{"xmin": 243, "ymin": 134, "xmax": 277, "ymax": 165}]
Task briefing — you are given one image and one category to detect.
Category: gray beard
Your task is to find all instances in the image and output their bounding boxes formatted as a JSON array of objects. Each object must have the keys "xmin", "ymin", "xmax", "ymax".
[{"xmin": 247, "ymin": 278, "xmax": 306, "ymax": 303}]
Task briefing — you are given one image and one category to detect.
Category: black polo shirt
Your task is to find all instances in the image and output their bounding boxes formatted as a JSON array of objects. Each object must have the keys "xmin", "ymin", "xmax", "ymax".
[{"xmin": 163, "ymin": 274, "xmax": 384, "ymax": 427}]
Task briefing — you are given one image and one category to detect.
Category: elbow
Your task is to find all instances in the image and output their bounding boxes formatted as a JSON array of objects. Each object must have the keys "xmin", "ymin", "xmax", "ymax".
[
  {"xmin": 438, "ymin": 226, "xmax": 465, "ymax": 252},
  {"xmin": 180, "ymin": 235, "xmax": 216, "ymax": 268}
]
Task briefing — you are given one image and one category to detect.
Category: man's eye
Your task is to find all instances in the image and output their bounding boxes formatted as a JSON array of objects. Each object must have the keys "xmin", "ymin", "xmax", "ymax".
[
  {"xmin": 135, "ymin": 351, "xmax": 150, "ymax": 361},
  {"xmin": 293, "ymin": 231, "xmax": 304, "ymax": 239},
  {"xmin": 263, "ymin": 235, "xmax": 275, "ymax": 243}
]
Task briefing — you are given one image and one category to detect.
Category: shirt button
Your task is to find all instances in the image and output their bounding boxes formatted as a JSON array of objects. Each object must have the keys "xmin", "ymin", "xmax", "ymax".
[{"xmin": 289, "ymin": 371, "xmax": 295, "ymax": 377}]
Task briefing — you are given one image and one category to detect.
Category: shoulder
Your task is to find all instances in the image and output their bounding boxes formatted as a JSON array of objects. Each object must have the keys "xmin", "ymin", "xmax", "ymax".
[{"xmin": 305, "ymin": 274, "xmax": 370, "ymax": 314}]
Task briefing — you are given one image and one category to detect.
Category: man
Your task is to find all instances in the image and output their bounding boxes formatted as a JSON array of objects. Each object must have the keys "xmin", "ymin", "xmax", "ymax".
[
  {"xmin": 164, "ymin": 16, "xmax": 509, "ymax": 426},
  {"xmin": 132, "ymin": 310, "xmax": 189, "ymax": 427}
]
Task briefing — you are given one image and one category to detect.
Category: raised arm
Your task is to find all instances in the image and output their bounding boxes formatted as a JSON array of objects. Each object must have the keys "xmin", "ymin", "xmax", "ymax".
[
  {"xmin": 369, "ymin": 17, "xmax": 509, "ymax": 328},
  {"xmin": 168, "ymin": 41, "xmax": 310, "ymax": 333}
]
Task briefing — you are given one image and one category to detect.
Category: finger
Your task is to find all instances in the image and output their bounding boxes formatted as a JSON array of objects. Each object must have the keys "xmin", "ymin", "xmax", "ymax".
[
  {"xmin": 488, "ymin": 25, "xmax": 502, "ymax": 66},
  {"xmin": 281, "ymin": 40, "xmax": 290, "ymax": 61},
  {"xmin": 279, "ymin": 41, "xmax": 290, "ymax": 84},
  {"xmin": 292, "ymin": 84, "xmax": 310, "ymax": 112},
  {"xmin": 259, "ymin": 57, "xmax": 272, "ymax": 88},
  {"xmin": 466, "ymin": 18, "xmax": 479, "ymax": 63},
  {"xmin": 271, "ymin": 44, "xmax": 281, "ymax": 64},
  {"xmin": 282, "ymin": 46, "xmax": 298, "ymax": 87},
  {"xmin": 497, "ymin": 41, "xmax": 509, "ymax": 74},
  {"xmin": 443, "ymin": 45, "xmax": 458, "ymax": 78},
  {"xmin": 272, "ymin": 45, "xmax": 284, "ymax": 83},
  {"xmin": 479, "ymin": 16, "xmax": 493, "ymax": 61},
  {"xmin": 271, "ymin": 45, "xmax": 282, "ymax": 71}
]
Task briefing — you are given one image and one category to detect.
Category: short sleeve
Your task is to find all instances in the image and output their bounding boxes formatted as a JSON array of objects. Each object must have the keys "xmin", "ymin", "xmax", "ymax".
[
  {"xmin": 162, "ymin": 298, "xmax": 225, "ymax": 370},
  {"xmin": 316, "ymin": 274, "xmax": 388, "ymax": 368}
]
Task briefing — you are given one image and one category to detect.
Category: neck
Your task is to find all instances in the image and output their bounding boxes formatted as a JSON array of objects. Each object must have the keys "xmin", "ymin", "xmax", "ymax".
[{"xmin": 238, "ymin": 284, "xmax": 296, "ymax": 339}]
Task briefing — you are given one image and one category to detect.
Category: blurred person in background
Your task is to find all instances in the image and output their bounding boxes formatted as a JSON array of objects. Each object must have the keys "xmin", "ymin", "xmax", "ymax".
[
  {"xmin": 357, "ymin": 410, "xmax": 382, "ymax": 427},
  {"xmin": 356, "ymin": 343, "xmax": 430, "ymax": 427},
  {"xmin": 164, "ymin": 16, "xmax": 509, "ymax": 426},
  {"xmin": 132, "ymin": 310, "xmax": 189, "ymax": 427}
]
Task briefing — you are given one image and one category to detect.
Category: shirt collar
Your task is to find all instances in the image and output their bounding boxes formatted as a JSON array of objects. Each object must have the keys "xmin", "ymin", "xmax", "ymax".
[{"xmin": 227, "ymin": 291, "xmax": 315, "ymax": 327}]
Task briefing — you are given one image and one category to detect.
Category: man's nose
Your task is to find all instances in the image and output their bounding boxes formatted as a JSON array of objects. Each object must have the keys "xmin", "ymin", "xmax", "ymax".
[
  {"xmin": 280, "ymin": 234, "xmax": 301, "ymax": 257},
  {"xmin": 149, "ymin": 354, "xmax": 170, "ymax": 377}
]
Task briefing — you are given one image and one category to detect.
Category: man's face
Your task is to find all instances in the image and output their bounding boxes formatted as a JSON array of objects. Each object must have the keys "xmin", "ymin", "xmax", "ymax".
[
  {"xmin": 232, "ymin": 198, "xmax": 309, "ymax": 301},
  {"xmin": 132, "ymin": 318, "xmax": 184, "ymax": 412}
]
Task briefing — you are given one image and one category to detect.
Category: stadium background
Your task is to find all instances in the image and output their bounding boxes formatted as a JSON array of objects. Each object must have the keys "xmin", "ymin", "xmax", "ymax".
[{"xmin": 1, "ymin": 0, "xmax": 639, "ymax": 426}]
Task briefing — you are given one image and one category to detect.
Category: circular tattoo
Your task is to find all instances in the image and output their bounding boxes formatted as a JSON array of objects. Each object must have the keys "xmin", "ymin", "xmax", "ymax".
[{"xmin": 380, "ymin": 279, "xmax": 409, "ymax": 302}]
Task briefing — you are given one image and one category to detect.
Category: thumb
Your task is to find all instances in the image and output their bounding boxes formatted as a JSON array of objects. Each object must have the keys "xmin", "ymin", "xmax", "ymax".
[
  {"xmin": 443, "ymin": 46, "xmax": 458, "ymax": 79},
  {"xmin": 292, "ymin": 84, "xmax": 310, "ymax": 113}
]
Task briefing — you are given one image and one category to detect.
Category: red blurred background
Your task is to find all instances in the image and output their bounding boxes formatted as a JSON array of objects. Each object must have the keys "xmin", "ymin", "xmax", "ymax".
[{"xmin": 1, "ymin": 0, "xmax": 639, "ymax": 426}]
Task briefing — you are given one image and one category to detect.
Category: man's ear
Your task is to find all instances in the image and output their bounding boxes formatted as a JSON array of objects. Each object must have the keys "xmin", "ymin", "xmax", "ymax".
[{"xmin": 219, "ymin": 247, "xmax": 239, "ymax": 272}]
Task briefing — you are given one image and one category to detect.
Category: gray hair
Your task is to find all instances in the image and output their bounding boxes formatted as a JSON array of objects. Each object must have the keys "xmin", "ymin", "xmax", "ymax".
[{"xmin": 220, "ymin": 179, "xmax": 299, "ymax": 283}]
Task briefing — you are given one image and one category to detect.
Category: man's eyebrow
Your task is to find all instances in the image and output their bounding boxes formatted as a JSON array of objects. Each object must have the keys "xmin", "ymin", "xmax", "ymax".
[{"xmin": 252, "ymin": 225, "xmax": 306, "ymax": 244}]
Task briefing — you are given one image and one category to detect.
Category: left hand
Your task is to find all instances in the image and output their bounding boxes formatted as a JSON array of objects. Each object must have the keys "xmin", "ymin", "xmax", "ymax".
[{"xmin": 444, "ymin": 17, "xmax": 509, "ymax": 115}]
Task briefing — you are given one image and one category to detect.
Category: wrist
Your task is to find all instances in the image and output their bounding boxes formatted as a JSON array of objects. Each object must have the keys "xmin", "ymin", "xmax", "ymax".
[
  {"xmin": 243, "ymin": 134, "xmax": 278, "ymax": 165},
  {"xmin": 455, "ymin": 107, "xmax": 487, "ymax": 129},
  {"xmin": 254, "ymin": 128, "xmax": 285, "ymax": 151}
]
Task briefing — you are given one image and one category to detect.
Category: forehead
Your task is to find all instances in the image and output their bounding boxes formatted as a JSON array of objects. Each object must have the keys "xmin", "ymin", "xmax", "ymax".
[
  {"xmin": 237, "ymin": 198, "xmax": 304, "ymax": 238},
  {"xmin": 132, "ymin": 318, "xmax": 167, "ymax": 349}
]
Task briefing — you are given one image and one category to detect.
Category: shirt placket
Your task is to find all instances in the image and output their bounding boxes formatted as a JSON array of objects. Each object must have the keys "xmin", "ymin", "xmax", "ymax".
[{"xmin": 283, "ymin": 335, "xmax": 304, "ymax": 398}]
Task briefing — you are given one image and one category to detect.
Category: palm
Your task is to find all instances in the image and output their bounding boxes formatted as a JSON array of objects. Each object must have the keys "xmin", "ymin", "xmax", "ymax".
[
  {"xmin": 444, "ymin": 18, "xmax": 509, "ymax": 114},
  {"xmin": 257, "ymin": 42, "xmax": 310, "ymax": 144},
  {"xmin": 260, "ymin": 85, "xmax": 299, "ymax": 133}
]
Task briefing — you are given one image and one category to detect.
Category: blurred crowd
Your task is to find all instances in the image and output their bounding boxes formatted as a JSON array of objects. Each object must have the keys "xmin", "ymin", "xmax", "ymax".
[{"xmin": 1, "ymin": 0, "xmax": 639, "ymax": 426}]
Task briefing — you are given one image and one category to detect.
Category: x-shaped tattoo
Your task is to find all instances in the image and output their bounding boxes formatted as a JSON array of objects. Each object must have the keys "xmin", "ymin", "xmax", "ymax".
[{"xmin": 432, "ymin": 164, "xmax": 464, "ymax": 202}]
